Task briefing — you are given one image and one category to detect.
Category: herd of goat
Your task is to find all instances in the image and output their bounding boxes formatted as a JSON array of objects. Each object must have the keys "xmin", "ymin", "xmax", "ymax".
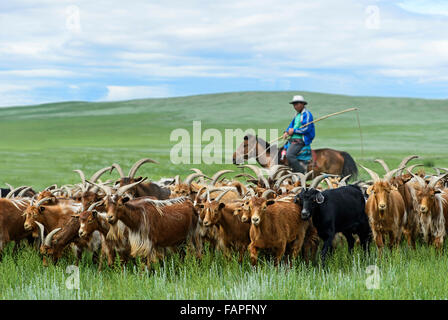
[{"xmin": 1, "ymin": 155, "xmax": 448, "ymax": 269}]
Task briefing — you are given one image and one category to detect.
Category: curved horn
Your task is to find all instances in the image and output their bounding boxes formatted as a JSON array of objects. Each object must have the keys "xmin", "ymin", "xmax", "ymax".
[
  {"xmin": 407, "ymin": 168, "xmax": 426, "ymax": 187},
  {"xmin": 90, "ymin": 166, "xmax": 113, "ymax": 183},
  {"xmin": 210, "ymin": 170, "xmax": 234, "ymax": 186},
  {"xmin": 29, "ymin": 195, "xmax": 36, "ymax": 206},
  {"xmin": 174, "ymin": 175, "xmax": 181, "ymax": 185},
  {"xmin": 384, "ymin": 168, "xmax": 403, "ymax": 182},
  {"xmin": 268, "ymin": 165, "xmax": 289, "ymax": 180},
  {"xmin": 238, "ymin": 164, "xmax": 261, "ymax": 177},
  {"xmin": 110, "ymin": 163, "xmax": 125, "ymax": 178},
  {"xmin": 35, "ymin": 197, "xmax": 53, "ymax": 208},
  {"xmin": 35, "ymin": 221, "xmax": 45, "ymax": 244},
  {"xmin": 272, "ymin": 169, "xmax": 291, "ymax": 181},
  {"xmin": 86, "ymin": 180, "xmax": 112, "ymax": 197},
  {"xmin": 44, "ymin": 184, "xmax": 58, "ymax": 191},
  {"xmin": 6, "ymin": 186, "xmax": 27, "ymax": 199},
  {"xmin": 360, "ymin": 165, "xmax": 380, "ymax": 183},
  {"xmin": 235, "ymin": 173, "xmax": 257, "ymax": 181},
  {"xmin": 294, "ymin": 173, "xmax": 308, "ymax": 189},
  {"xmin": 428, "ymin": 173, "xmax": 448, "ymax": 189},
  {"xmin": 87, "ymin": 201, "xmax": 104, "ymax": 212},
  {"xmin": 310, "ymin": 174, "xmax": 330, "ymax": 189},
  {"xmin": 116, "ymin": 177, "xmax": 148, "ymax": 196},
  {"xmin": 44, "ymin": 228, "xmax": 61, "ymax": 247},
  {"xmin": 238, "ymin": 165, "xmax": 269, "ymax": 187},
  {"xmin": 244, "ymin": 187, "xmax": 255, "ymax": 197},
  {"xmin": 338, "ymin": 175, "xmax": 352, "ymax": 187},
  {"xmin": 184, "ymin": 173, "xmax": 208, "ymax": 186},
  {"xmin": 374, "ymin": 159, "xmax": 390, "ymax": 173},
  {"xmin": 406, "ymin": 164, "xmax": 423, "ymax": 174},
  {"xmin": 73, "ymin": 169, "xmax": 86, "ymax": 185},
  {"xmin": 215, "ymin": 189, "xmax": 232, "ymax": 203},
  {"xmin": 193, "ymin": 186, "xmax": 208, "ymax": 206},
  {"xmin": 190, "ymin": 168, "xmax": 204, "ymax": 175},
  {"xmin": 398, "ymin": 155, "xmax": 419, "ymax": 175},
  {"xmin": 128, "ymin": 158, "xmax": 159, "ymax": 178},
  {"xmin": 199, "ymin": 188, "xmax": 211, "ymax": 201},
  {"xmin": 261, "ymin": 189, "xmax": 276, "ymax": 199},
  {"xmin": 304, "ymin": 170, "xmax": 315, "ymax": 181},
  {"xmin": 18, "ymin": 187, "xmax": 33, "ymax": 197},
  {"xmin": 274, "ymin": 173, "xmax": 295, "ymax": 190}
]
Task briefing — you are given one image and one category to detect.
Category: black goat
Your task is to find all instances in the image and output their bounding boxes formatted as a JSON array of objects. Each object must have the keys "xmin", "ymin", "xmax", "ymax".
[{"xmin": 294, "ymin": 174, "xmax": 371, "ymax": 266}]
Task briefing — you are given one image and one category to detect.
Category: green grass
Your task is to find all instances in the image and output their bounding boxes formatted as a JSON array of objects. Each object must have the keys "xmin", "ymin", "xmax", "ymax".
[{"xmin": 1, "ymin": 90, "xmax": 448, "ymax": 299}]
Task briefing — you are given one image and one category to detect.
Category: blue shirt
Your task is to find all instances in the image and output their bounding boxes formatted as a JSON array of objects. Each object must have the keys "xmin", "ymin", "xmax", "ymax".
[{"xmin": 285, "ymin": 108, "xmax": 315, "ymax": 146}]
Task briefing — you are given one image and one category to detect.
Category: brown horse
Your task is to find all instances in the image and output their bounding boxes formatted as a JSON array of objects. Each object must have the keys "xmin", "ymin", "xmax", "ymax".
[{"xmin": 232, "ymin": 134, "xmax": 358, "ymax": 179}]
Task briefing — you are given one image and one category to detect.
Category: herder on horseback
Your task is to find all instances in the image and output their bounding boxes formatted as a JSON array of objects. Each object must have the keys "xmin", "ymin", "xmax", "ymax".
[{"xmin": 282, "ymin": 95, "xmax": 315, "ymax": 173}]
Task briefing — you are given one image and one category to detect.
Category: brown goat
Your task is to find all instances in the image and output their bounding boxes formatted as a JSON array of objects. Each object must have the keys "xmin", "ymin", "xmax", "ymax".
[
  {"xmin": 362, "ymin": 165, "xmax": 406, "ymax": 253},
  {"xmin": 23, "ymin": 197, "xmax": 83, "ymax": 239},
  {"xmin": 247, "ymin": 196, "xmax": 312, "ymax": 267},
  {"xmin": 79, "ymin": 208, "xmax": 131, "ymax": 269},
  {"xmin": 100, "ymin": 180, "xmax": 201, "ymax": 268},
  {"xmin": 0, "ymin": 198, "xmax": 32, "ymax": 255},
  {"xmin": 408, "ymin": 174, "xmax": 448, "ymax": 249},
  {"xmin": 390, "ymin": 174, "xmax": 420, "ymax": 248},
  {"xmin": 201, "ymin": 198, "xmax": 250, "ymax": 263},
  {"xmin": 36, "ymin": 216, "xmax": 101, "ymax": 265}
]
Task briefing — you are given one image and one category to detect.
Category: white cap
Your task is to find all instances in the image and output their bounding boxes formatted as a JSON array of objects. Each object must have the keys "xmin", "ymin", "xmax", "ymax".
[{"xmin": 289, "ymin": 95, "xmax": 307, "ymax": 105}]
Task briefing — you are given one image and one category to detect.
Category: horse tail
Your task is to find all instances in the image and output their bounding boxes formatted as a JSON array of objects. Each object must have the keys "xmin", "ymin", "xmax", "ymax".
[{"xmin": 340, "ymin": 151, "xmax": 358, "ymax": 180}]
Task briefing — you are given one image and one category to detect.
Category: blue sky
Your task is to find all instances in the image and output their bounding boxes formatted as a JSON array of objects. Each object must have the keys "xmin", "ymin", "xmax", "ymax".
[{"xmin": 0, "ymin": 0, "xmax": 447, "ymax": 107}]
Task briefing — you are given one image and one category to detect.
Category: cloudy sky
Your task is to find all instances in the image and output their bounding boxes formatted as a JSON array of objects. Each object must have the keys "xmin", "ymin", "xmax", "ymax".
[{"xmin": 0, "ymin": 0, "xmax": 447, "ymax": 106}]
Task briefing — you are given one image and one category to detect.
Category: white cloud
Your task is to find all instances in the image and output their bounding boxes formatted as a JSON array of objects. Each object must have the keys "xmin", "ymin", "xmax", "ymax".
[
  {"xmin": 102, "ymin": 85, "xmax": 170, "ymax": 101},
  {"xmin": 397, "ymin": 0, "xmax": 448, "ymax": 16},
  {"xmin": 0, "ymin": 69, "xmax": 79, "ymax": 78},
  {"xmin": 0, "ymin": 0, "xmax": 448, "ymax": 105}
]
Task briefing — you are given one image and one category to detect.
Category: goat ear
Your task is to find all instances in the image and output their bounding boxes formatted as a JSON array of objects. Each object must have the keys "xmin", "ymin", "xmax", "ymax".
[
  {"xmin": 218, "ymin": 202, "xmax": 226, "ymax": 210},
  {"xmin": 435, "ymin": 189, "xmax": 442, "ymax": 194},
  {"xmin": 121, "ymin": 196, "xmax": 130, "ymax": 204},
  {"xmin": 135, "ymin": 176, "xmax": 143, "ymax": 182},
  {"xmin": 266, "ymin": 199, "xmax": 276, "ymax": 206},
  {"xmin": 92, "ymin": 210, "xmax": 98, "ymax": 218},
  {"xmin": 71, "ymin": 214, "xmax": 79, "ymax": 219},
  {"xmin": 391, "ymin": 185, "xmax": 398, "ymax": 191},
  {"xmin": 315, "ymin": 192, "xmax": 325, "ymax": 204},
  {"xmin": 366, "ymin": 186, "xmax": 373, "ymax": 195},
  {"xmin": 39, "ymin": 206, "xmax": 45, "ymax": 213}
]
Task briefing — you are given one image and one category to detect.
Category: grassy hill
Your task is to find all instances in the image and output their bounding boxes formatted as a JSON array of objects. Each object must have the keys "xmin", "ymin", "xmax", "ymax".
[{"xmin": 1, "ymin": 91, "xmax": 447, "ymax": 189}]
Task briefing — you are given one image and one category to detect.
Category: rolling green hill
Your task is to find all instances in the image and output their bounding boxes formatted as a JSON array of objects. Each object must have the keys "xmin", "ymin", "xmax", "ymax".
[
  {"xmin": 1, "ymin": 91, "xmax": 448, "ymax": 300},
  {"xmin": 1, "ymin": 91, "xmax": 447, "ymax": 189}
]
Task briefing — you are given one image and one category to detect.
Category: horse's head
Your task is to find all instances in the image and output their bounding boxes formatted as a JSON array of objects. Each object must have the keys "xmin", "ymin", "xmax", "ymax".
[{"xmin": 233, "ymin": 135, "xmax": 257, "ymax": 164}]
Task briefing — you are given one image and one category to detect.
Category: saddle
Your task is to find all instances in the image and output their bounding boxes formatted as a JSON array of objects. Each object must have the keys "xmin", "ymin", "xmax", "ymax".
[
  {"xmin": 298, "ymin": 146, "xmax": 318, "ymax": 169},
  {"xmin": 284, "ymin": 142, "xmax": 318, "ymax": 169}
]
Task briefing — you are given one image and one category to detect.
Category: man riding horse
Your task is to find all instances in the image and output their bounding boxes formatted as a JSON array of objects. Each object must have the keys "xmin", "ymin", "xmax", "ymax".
[{"xmin": 282, "ymin": 95, "xmax": 315, "ymax": 173}]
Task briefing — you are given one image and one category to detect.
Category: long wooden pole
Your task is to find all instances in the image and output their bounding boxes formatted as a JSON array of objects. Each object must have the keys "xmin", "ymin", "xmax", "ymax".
[{"xmin": 270, "ymin": 107, "xmax": 358, "ymax": 144}]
